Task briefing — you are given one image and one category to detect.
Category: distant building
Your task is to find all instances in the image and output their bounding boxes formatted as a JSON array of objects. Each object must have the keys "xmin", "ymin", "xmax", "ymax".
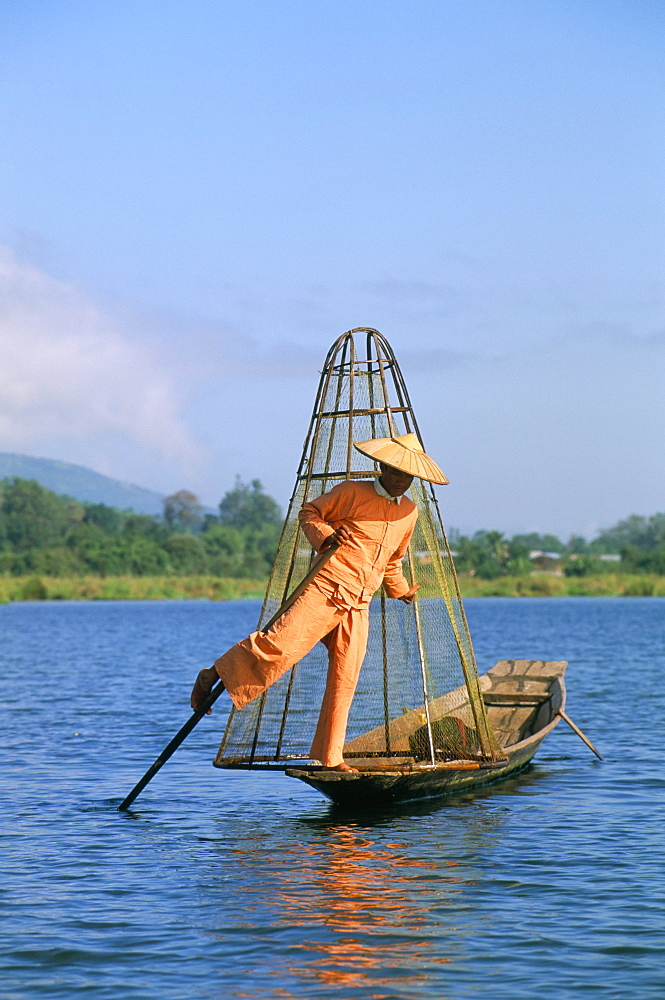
[{"xmin": 528, "ymin": 550, "xmax": 563, "ymax": 575}]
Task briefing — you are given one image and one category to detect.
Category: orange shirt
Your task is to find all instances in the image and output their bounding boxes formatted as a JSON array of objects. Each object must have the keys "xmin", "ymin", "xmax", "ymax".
[{"xmin": 298, "ymin": 480, "xmax": 418, "ymax": 610}]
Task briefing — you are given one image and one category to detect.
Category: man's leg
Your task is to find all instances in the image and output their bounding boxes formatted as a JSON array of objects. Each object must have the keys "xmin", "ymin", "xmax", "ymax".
[
  {"xmin": 310, "ymin": 607, "xmax": 370, "ymax": 768},
  {"xmin": 191, "ymin": 664, "xmax": 223, "ymax": 712},
  {"xmin": 192, "ymin": 583, "xmax": 344, "ymax": 712}
]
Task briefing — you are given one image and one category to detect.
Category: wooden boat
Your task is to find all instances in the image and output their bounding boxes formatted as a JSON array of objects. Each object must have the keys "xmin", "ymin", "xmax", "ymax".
[{"xmin": 284, "ymin": 659, "xmax": 567, "ymax": 807}]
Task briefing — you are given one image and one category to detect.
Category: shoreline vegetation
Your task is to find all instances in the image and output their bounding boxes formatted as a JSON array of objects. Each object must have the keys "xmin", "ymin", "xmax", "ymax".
[
  {"xmin": 2, "ymin": 474, "xmax": 665, "ymax": 603},
  {"xmin": 2, "ymin": 572, "xmax": 664, "ymax": 604}
]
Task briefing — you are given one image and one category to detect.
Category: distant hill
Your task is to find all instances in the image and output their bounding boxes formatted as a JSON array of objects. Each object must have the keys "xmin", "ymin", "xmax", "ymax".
[{"xmin": 0, "ymin": 453, "xmax": 165, "ymax": 515}]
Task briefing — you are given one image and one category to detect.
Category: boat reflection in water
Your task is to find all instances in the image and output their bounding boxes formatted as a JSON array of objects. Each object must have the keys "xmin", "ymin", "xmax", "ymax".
[{"xmin": 219, "ymin": 815, "xmax": 488, "ymax": 996}]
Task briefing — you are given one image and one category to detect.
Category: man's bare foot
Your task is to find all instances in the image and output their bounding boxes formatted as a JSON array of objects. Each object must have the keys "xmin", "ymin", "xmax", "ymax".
[
  {"xmin": 328, "ymin": 761, "xmax": 359, "ymax": 773},
  {"xmin": 190, "ymin": 666, "xmax": 223, "ymax": 713}
]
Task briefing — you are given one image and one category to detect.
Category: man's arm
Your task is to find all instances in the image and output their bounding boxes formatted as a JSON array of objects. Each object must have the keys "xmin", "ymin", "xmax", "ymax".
[
  {"xmin": 383, "ymin": 513, "xmax": 419, "ymax": 602},
  {"xmin": 298, "ymin": 488, "xmax": 348, "ymax": 552}
]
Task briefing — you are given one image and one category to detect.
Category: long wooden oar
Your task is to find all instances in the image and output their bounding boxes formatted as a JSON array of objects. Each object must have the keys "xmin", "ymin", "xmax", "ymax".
[
  {"xmin": 557, "ymin": 709, "xmax": 604, "ymax": 760},
  {"xmin": 259, "ymin": 541, "xmax": 339, "ymax": 632},
  {"xmin": 117, "ymin": 541, "xmax": 340, "ymax": 811}
]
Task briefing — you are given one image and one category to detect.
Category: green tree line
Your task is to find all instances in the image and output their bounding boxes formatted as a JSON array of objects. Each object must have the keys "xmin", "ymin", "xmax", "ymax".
[
  {"xmin": 1, "ymin": 473, "xmax": 664, "ymax": 580},
  {"xmin": 450, "ymin": 513, "xmax": 665, "ymax": 579},
  {"xmin": 0, "ymin": 477, "xmax": 282, "ymax": 578}
]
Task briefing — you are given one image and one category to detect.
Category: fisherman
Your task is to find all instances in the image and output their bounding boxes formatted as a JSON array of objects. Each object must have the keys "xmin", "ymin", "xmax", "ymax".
[{"xmin": 190, "ymin": 432, "xmax": 447, "ymax": 773}]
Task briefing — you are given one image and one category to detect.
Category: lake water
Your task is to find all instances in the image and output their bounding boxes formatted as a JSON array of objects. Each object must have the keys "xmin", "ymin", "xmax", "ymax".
[{"xmin": 1, "ymin": 597, "xmax": 664, "ymax": 999}]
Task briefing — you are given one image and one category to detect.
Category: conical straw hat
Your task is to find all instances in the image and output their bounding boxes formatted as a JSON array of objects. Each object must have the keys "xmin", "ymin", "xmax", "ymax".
[{"xmin": 354, "ymin": 432, "xmax": 449, "ymax": 485}]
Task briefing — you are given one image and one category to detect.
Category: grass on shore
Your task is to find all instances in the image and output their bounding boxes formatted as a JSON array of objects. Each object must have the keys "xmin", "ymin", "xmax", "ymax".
[
  {"xmin": 0, "ymin": 575, "xmax": 269, "ymax": 603},
  {"xmin": 1, "ymin": 572, "xmax": 665, "ymax": 603},
  {"xmin": 455, "ymin": 572, "xmax": 665, "ymax": 597}
]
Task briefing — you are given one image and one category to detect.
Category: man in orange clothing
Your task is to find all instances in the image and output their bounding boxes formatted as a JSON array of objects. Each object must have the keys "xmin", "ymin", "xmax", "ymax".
[{"xmin": 191, "ymin": 433, "xmax": 447, "ymax": 772}]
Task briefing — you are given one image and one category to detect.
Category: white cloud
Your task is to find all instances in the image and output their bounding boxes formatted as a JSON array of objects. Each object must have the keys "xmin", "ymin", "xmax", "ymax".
[{"xmin": 0, "ymin": 247, "xmax": 207, "ymax": 482}]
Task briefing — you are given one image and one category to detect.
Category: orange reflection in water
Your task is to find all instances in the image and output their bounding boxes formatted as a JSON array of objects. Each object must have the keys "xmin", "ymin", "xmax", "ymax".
[{"xmin": 231, "ymin": 825, "xmax": 467, "ymax": 997}]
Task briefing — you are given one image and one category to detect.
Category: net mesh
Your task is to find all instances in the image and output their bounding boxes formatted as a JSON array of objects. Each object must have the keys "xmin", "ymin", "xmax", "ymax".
[{"xmin": 215, "ymin": 329, "xmax": 503, "ymax": 767}]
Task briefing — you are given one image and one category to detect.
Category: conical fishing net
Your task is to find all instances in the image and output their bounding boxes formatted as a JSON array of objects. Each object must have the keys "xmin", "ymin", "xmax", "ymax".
[{"xmin": 215, "ymin": 329, "xmax": 504, "ymax": 768}]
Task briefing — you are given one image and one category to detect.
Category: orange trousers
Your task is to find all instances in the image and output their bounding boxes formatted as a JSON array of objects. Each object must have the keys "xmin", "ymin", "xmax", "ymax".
[{"xmin": 213, "ymin": 582, "xmax": 369, "ymax": 767}]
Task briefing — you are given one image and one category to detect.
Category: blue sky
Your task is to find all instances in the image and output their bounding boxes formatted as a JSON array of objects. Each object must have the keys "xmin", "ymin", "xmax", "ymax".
[{"xmin": 1, "ymin": 0, "xmax": 663, "ymax": 538}]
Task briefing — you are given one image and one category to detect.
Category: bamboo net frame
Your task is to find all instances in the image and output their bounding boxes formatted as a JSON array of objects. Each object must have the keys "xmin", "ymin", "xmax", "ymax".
[{"xmin": 215, "ymin": 328, "xmax": 503, "ymax": 767}]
